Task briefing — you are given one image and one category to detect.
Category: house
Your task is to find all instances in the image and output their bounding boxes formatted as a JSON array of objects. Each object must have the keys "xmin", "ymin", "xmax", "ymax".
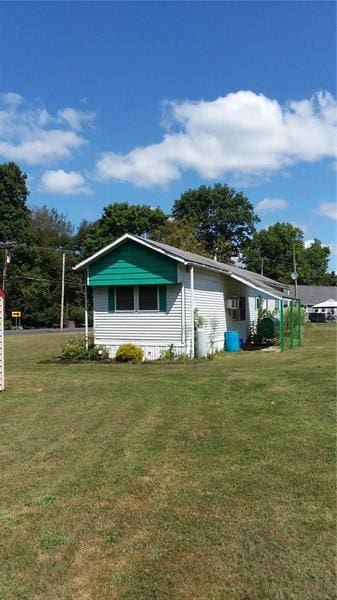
[
  {"xmin": 0, "ymin": 289, "xmax": 4, "ymax": 391},
  {"xmin": 74, "ymin": 234, "xmax": 291, "ymax": 359},
  {"xmin": 287, "ymin": 285, "xmax": 337, "ymax": 313}
]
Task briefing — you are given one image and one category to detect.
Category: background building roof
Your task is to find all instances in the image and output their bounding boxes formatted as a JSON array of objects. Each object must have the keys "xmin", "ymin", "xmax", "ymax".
[{"xmin": 288, "ymin": 285, "xmax": 337, "ymax": 306}]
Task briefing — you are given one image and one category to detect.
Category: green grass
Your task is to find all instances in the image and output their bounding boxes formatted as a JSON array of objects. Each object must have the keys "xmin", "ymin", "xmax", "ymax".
[{"xmin": 0, "ymin": 325, "xmax": 336, "ymax": 599}]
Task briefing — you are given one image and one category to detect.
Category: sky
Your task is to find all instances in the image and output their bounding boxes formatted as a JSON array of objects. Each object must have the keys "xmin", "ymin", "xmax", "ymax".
[{"xmin": 0, "ymin": 1, "xmax": 336, "ymax": 266}]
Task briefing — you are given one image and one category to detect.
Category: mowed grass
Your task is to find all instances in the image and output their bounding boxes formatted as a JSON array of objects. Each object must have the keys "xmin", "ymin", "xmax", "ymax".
[{"xmin": 0, "ymin": 326, "xmax": 336, "ymax": 599}]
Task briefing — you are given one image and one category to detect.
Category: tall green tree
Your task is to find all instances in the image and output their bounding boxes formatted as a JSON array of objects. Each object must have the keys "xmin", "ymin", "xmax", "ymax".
[
  {"xmin": 151, "ymin": 217, "xmax": 207, "ymax": 255},
  {"xmin": 301, "ymin": 239, "xmax": 331, "ymax": 284},
  {"xmin": 243, "ymin": 223, "xmax": 331, "ymax": 284},
  {"xmin": 80, "ymin": 202, "xmax": 168, "ymax": 256},
  {"xmin": 172, "ymin": 183, "xmax": 259, "ymax": 262},
  {"xmin": 0, "ymin": 162, "xmax": 31, "ymax": 243}
]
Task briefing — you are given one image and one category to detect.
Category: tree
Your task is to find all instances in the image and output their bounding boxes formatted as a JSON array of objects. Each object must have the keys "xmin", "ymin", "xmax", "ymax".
[
  {"xmin": 243, "ymin": 223, "xmax": 331, "ymax": 284},
  {"xmin": 79, "ymin": 202, "xmax": 168, "ymax": 257},
  {"xmin": 151, "ymin": 217, "xmax": 207, "ymax": 255},
  {"xmin": 172, "ymin": 183, "xmax": 259, "ymax": 262},
  {"xmin": 0, "ymin": 162, "xmax": 31, "ymax": 244},
  {"xmin": 301, "ymin": 239, "xmax": 331, "ymax": 284}
]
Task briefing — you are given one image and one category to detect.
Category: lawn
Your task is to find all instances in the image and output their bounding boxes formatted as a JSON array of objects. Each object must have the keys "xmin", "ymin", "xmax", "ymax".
[{"xmin": 0, "ymin": 326, "xmax": 335, "ymax": 599}]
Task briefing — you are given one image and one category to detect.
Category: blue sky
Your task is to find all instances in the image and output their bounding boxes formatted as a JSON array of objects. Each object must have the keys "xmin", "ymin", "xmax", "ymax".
[{"xmin": 0, "ymin": 1, "xmax": 336, "ymax": 265}]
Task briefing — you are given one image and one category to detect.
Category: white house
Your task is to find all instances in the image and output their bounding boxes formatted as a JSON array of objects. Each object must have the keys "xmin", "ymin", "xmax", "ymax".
[
  {"xmin": 74, "ymin": 234, "xmax": 290, "ymax": 359},
  {"xmin": 312, "ymin": 298, "xmax": 337, "ymax": 315}
]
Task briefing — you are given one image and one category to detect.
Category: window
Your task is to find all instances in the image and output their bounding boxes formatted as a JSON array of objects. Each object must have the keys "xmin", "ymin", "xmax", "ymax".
[
  {"xmin": 111, "ymin": 285, "xmax": 165, "ymax": 312},
  {"xmin": 115, "ymin": 286, "xmax": 134, "ymax": 311},
  {"xmin": 138, "ymin": 285, "xmax": 158, "ymax": 311},
  {"xmin": 232, "ymin": 296, "xmax": 246, "ymax": 321}
]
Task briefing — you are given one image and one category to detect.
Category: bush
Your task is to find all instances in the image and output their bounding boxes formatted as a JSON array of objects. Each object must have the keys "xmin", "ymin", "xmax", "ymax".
[
  {"xmin": 61, "ymin": 339, "xmax": 89, "ymax": 361},
  {"xmin": 60, "ymin": 336, "xmax": 109, "ymax": 362},
  {"xmin": 160, "ymin": 344, "xmax": 176, "ymax": 360},
  {"xmin": 115, "ymin": 343, "xmax": 144, "ymax": 363},
  {"xmin": 88, "ymin": 345, "xmax": 109, "ymax": 361}
]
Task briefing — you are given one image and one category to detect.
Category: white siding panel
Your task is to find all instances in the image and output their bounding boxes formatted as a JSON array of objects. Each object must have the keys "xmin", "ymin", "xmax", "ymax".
[
  {"xmin": 93, "ymin": 284, "xmax": 183, "ymax": 359},
  {"xmin": 92, "ymin": 268, "xmax": 280, "ymax": 359},
  {"xmin": 180, "ymin": 266, "xmax": 227, "ymax": 353},
  {"xmin": 225, "ymin": 279, "xmax": 279, "ymax": 342}
]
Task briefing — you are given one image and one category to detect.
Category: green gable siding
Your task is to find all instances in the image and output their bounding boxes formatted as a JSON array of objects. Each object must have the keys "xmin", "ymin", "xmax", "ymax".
[{"xmin": 88, "ymin": 240, "xmax": 178, "ymax": 286}]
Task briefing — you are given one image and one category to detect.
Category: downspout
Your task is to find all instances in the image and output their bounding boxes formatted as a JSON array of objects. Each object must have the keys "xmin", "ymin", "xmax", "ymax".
[
  {"xmin": 181, "ymin": 278, "xmax": 186, "ymax": 349},
  {"xmin": 280, "ymin": 299, "xmax": 284, "ymax": 352},
  {"xmin": 190, "ymin": 265, "xmax": 195, "ymax": 359}
]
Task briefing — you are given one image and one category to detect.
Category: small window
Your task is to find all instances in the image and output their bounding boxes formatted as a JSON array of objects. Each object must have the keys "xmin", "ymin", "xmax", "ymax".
[
  {"xmin": 116, "ymin": 286, "xmax": 134, "ymax": 311},
  {"xmin": 232, "ymin": 296, "xmax": 246, "ymax": 321},
  {"xmin": 239, "ymin": 296, "xmax": 246, "ymax": 320},
  {"xmin": 139, "ymin": 286, "xmax": 158, "ymax": 311}
]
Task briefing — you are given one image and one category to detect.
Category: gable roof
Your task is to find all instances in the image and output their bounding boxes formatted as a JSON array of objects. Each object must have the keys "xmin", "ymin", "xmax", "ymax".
[
  {"xmin": 74, "ymin": 233, "xmax": 289, "ymax": 299},
  {"xmin": 313, "ymin": 298, "xmax": 337, "ymax": 308},
  {"xmin": 288, "ymin": 285, "xmax": 337, "ymax": 306}
]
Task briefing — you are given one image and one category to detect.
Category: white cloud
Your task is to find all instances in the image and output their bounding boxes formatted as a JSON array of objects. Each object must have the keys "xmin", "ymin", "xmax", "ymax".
[
  {"xmin": 291, "ymin": 222, "xmax": 311, "ymax": 236},
  {"xmin": 40, "ymin": 169, "xmax": 90, "ymax": 195},
  {"xmin": 256, "ymin": 197, "xmax": 288, "ymax": 212},
  {"xmin": 317, "ymin": 202, "xmax": 337, "ymax": 220},
  {"xmin": 329, "ymin": 243, "xmax": 337, "ymax": 255},
  {"xmin": 1, "ymin": 92, "xmax": 23, "ymax": 106},
  {"xmin": 95, "ymin": 90, "xmax": 337, "ymax": 187},
  {"xmin": 304, "ymin": 239, "xmax": 315, "ymax": 248},
  {"xmin": 0, "ymin": 93, "xmax": 95, "ymax": 165},
  {"xmin": 58, "ymin": 107, "xmax": 96, "ymax": 131}
]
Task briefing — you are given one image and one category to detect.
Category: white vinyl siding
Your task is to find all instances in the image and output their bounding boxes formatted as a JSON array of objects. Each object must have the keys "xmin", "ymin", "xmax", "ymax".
[
  {"xmin": 93, "ymin": 284, "xmax": 183, "ymax": 360},
  {"xmin": 226, "ymin": 278, "xmax": 278, "ymax": 341},
  {"xmin": 180, "ymin": 266, "xmax": 227, "ymax": 354},
  {"xmin": 92, "ymin": 263, "xmax": 280, "ymax": 359}
]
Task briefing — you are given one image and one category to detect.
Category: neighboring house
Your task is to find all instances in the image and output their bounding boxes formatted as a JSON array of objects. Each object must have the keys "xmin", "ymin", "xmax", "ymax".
[
  {"xmin": 287, "ymin": 285, "xmax": 337, "ymax": 313},
  {"xmin": 0, "ymin": 289, "xmax": 4, "ymax": 391},
  {"xmin": 74, "ymin": 234, "xmax": 291, "ymax": 359},
  {"xmin": 311, "ymin": 298, "xmax": 337, "ymax": 315}
]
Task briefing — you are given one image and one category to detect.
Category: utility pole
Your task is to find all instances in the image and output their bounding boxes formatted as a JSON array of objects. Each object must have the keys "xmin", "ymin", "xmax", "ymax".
[
  {"xmin": 60, "ymin": 252, "xmax": 66, "ymax": 332},
  {"xmin": 292, "ymin": 243, "xmax": 298, "ymax": 299},
  {"xmin": 1, "ymin": 245, "xmax": 11, "ymax": 291}
]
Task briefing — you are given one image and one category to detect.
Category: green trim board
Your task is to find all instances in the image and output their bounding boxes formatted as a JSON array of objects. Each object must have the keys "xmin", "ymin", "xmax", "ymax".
[{"xmin": 88, "ymin": 240, "xmax": 177, "ymax": 286}]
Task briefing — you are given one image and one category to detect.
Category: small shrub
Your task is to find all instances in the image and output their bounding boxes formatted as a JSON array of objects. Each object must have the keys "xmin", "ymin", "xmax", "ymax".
[
  {"xmin": 115, "ymin": 343, "xmax": 144, "ymax": 363},
  {"xmin": 61, "ymin": 339, "xmax": 89, "ymax": 361},
  {"xmin": 88, "ymin": 345, "xmax": 109, "ymax": 361},
  {"xmin": 60, "ymin": 336, "xmax": 109, "ymax": 362},
  {"xmin": 160, "ymin": 344, "xmax": 176, "ymax": 360}
]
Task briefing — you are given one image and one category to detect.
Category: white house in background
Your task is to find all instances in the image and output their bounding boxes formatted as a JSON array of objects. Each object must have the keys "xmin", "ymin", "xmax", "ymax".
[
  {"xmin": 74, "ymin": 234, "xmax": 290, "ymax": 359},
  {"xmin": 287, "ymin": 285, "xmax": 337, "ymax": 312},
  {"xmin": 312, "ymin": 298, "xmax": 337, "ymax": 315}
]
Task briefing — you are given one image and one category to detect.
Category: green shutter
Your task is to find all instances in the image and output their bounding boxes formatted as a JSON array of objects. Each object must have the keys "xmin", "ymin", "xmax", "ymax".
[
  {"xmin": 159, "ymin": 285, "xmax": 167, "ymax": 312},
  {"xmin": 108, "ymin": 286, "xmax": 115, "ymax": 312}
]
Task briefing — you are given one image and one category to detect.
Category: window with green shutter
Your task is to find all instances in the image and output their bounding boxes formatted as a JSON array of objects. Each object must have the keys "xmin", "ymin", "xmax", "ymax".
[
  {"xmin": 159, "ymin": 285, "xmax": 167, "ymax": 312},
  {"xmin": 108, "ymin": 286, "xmax": 115, "ymax": 312}
]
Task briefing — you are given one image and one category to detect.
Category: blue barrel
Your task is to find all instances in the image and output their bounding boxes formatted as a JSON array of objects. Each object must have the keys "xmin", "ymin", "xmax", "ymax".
[{"xmin": 225, "ymin": 331, "xmax": 240, "ymax": 352}]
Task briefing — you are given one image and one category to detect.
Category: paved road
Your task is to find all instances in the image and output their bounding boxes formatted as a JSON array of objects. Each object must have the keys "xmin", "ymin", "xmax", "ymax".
[{"xmin": 5, "ymin": 327, "xmax": 91, "ymax": 336}]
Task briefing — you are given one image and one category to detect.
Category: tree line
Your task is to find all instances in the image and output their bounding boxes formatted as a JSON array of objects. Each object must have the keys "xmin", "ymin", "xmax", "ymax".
[{"xmin": 0, "ymin": 162, "xmax": 335, "ymax": 328}]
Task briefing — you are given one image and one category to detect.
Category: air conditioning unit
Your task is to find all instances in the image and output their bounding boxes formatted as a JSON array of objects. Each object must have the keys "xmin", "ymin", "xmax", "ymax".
[{"xmin": 226, "ymin": 297, "xmax": 239, "ymax": 310}]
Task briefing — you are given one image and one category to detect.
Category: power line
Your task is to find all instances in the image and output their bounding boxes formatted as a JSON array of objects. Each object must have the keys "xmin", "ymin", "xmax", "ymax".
[
  {"xmin": 0, "ymin": 241, "xmax": 80, "ymax": 254},
  {"xmin": 4, "ymin": 274, "xmax": 85, "ymax": 287}
]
